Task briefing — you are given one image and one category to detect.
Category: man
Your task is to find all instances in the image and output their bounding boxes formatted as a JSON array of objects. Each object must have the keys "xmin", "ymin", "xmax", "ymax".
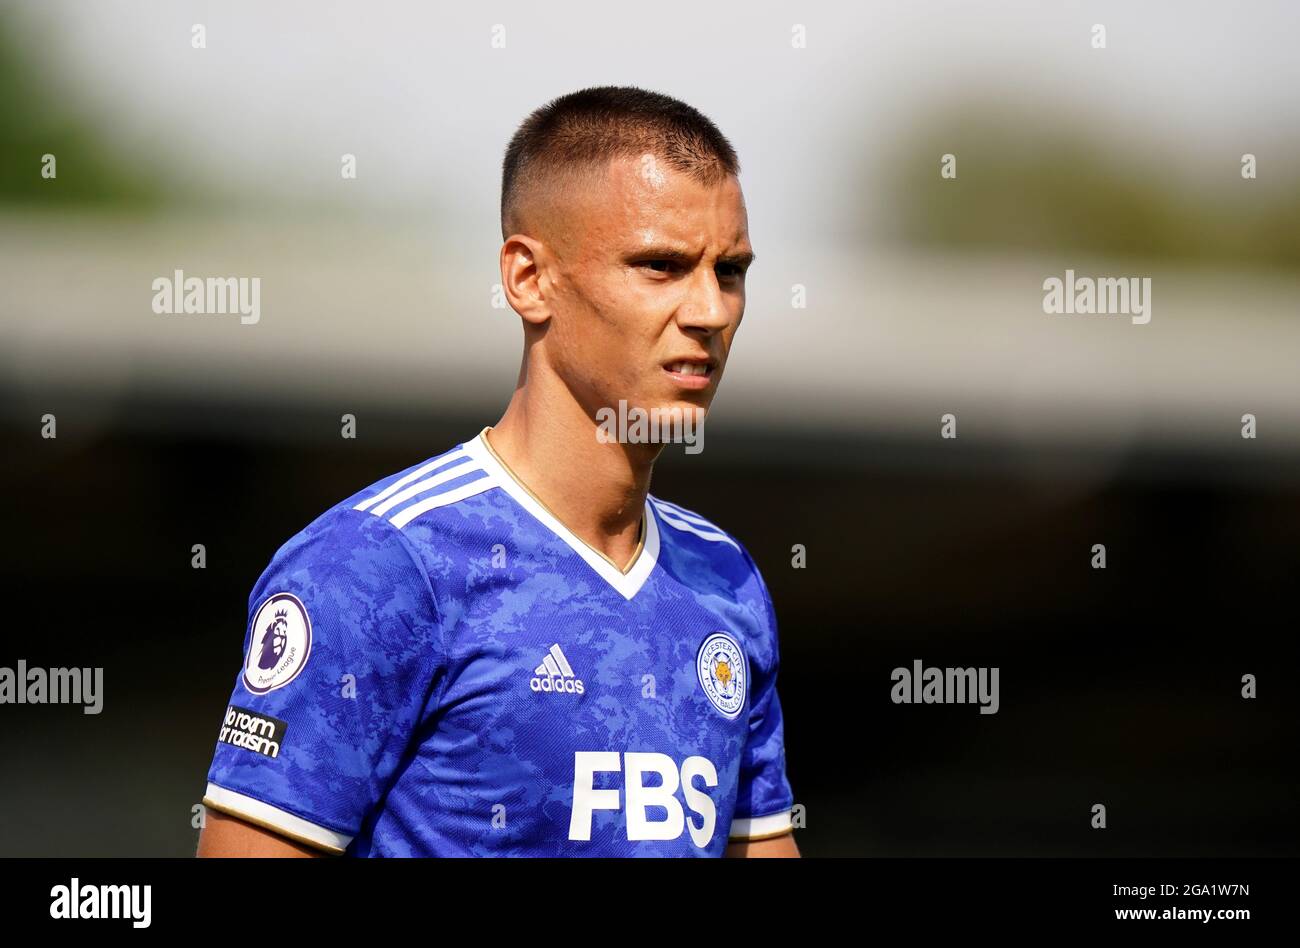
[{"xmin": 198, "ymin": 86, "xmax": 797, "ymax": 857}]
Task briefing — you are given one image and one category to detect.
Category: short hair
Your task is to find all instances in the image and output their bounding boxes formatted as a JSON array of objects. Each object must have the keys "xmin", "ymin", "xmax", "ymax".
[{"xmin": 501, "ymin": 85, "xmax": 740, "ymax": 239}]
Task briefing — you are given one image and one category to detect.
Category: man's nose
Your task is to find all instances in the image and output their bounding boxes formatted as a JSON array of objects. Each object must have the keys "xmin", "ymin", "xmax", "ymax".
[{"xmin": 675, "ymin": 268, "xmax": 732, "ymax": 333}]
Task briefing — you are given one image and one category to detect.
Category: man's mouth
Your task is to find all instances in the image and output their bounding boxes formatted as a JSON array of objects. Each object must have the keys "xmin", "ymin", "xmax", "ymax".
[{"xmin": 663, "ymin": 359, "xmax": 716, "ymax": 389}]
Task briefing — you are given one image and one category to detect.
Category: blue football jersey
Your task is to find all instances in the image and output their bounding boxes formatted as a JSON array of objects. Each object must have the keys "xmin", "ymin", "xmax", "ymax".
[{"xmin": 203, "ymin": 428, "xmax": 794, "ymax": 856}]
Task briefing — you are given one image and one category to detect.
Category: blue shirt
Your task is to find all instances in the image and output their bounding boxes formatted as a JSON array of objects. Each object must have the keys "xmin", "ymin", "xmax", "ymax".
[{"xmin": 204, "ymin": 428, "xmax": 793, "ymax": 856}]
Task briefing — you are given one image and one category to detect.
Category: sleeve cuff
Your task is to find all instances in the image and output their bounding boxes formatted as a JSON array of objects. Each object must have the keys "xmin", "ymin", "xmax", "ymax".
[
  {"xmin": 729, "ymin": 808, "xmax": 794, "ymax": 841},
  {"xmin": 203, "ymin": 782, "xmax": 353, "ymax": 854}
]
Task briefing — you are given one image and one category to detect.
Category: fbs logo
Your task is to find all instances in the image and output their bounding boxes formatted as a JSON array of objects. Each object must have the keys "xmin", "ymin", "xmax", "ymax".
[
  {"xmin": 569, "ymin": 751, "xmax": 719, "ymax": 847},
  {"xmin": 530, "ymin": 644, "xmax": 585, "ymax": 695}
]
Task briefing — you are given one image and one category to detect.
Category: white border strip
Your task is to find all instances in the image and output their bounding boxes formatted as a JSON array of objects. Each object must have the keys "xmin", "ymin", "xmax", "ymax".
[
  {"xmin": 729, "ymin": 809, "xmax": 793, "ymax": 840},
  {"xmin": 203, "ymin": 782, "xmax": 353, "ymax": 854}
]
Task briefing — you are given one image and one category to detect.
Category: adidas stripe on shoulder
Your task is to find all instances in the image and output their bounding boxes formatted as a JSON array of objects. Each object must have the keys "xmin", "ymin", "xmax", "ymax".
[
  {"xmin": 649, "ymin": 497, "xmax": 741, "ymax": 552},
  {"xmin": 352, "ymin": 446, "xmax": 497, "ymax": 529}
]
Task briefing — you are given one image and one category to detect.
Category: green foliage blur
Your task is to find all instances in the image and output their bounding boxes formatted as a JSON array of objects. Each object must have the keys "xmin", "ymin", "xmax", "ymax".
[
  {"xmin": 884, "ymin": 101, "xmax": 1300, "ymax": 271},
  {"xmin": 0, "ymin": 13, "xmax": 160, "ymax": 209}
]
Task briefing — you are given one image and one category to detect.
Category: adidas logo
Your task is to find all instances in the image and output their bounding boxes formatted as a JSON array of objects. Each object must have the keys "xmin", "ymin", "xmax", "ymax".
[{"xmin": 530, "ymin": 644, "xmax": 585, "ymax": 695}]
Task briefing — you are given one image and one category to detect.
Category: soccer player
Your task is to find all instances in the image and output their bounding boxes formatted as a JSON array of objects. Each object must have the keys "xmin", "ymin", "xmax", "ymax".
[{"xmin": 197, "ymin": 86, "xmax": 797, "ymax": 857}]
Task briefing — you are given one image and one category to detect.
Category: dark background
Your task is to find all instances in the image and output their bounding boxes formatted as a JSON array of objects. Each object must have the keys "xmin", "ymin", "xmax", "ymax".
[{"xmin": 2, "ymin": 394, "xmax": 1294, "ymax": 857}]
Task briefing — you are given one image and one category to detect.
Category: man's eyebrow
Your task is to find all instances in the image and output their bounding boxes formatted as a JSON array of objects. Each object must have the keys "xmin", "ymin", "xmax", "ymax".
[
  {"xmin": 719, "ymin": 250, "xmax": 756, "ymax": 268},
  {"xmin": 625, "ymin": 246, "xmax": 756, "ymax": 267},
  {"xmin": 625, "ymin": 245, "xmax": 693, "ymax": 263}
]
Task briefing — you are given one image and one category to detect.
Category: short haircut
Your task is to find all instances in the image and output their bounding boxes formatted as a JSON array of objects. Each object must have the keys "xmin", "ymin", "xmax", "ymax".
[{"xmin": 500, "ymin": 85, "xmax": 740, "ymax": 239}]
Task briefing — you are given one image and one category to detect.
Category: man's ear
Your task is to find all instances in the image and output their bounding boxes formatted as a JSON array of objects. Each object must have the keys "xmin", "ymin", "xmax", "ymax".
[{"xmin": 500, "ymin": 235, "xmax": 552, "ymax": 327}]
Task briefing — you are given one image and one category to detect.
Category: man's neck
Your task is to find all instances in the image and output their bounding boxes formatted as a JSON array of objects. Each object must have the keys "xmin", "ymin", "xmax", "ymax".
[{"xmin": 486, "ymin": 383, "xmax": 658, "ymax": 572}]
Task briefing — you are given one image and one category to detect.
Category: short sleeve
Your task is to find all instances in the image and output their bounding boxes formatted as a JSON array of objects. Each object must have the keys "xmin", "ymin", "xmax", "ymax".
[
  {"xmin": 203, "ymin": 506, "xmax": 442, "ymax": 853},
  {"xmin": 729, "ymin": 553, "xmax": 796, "ymax": 841}
]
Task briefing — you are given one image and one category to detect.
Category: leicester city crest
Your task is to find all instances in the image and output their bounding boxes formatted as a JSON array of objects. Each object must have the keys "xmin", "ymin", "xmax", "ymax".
[{"xmin": 696, "ymin": 632, "xmax": 746, "ymax": 719}]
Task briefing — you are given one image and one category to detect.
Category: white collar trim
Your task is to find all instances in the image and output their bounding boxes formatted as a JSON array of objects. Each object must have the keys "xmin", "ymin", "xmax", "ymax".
[{"xmin": 463, "ymin": 430, "xmax": 659, "ymax": 601}]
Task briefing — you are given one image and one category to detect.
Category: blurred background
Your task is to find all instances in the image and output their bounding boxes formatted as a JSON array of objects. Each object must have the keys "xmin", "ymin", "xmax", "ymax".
[{"xmin": 1, "ymin": 0, "xmax": 1297, "ymax": 856}]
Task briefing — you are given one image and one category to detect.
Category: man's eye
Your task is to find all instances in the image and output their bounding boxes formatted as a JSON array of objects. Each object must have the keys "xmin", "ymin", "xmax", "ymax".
[
  {"xmin": 718, "ymin": 264, "xmax": 745, "ymax": 279},
  {"xmin": 642, "ymin": 260, "xmax": 676, "ymax": 273}
]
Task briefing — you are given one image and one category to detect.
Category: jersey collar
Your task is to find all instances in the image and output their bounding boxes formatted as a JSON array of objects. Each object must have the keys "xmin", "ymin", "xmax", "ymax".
[{"xmin": 463, "ymin": 428, "xmax": 660, "ymax": 601}]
